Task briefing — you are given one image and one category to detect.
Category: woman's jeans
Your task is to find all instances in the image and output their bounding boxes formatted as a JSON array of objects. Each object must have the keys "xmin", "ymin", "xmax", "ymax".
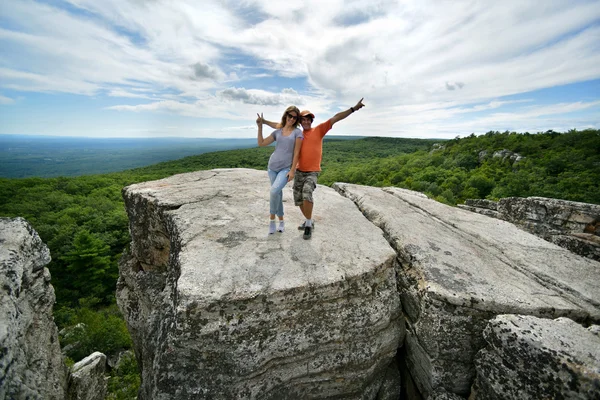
[{"xmin": 268, "ymin": 168, "xmax": 290, "ymax": 217}]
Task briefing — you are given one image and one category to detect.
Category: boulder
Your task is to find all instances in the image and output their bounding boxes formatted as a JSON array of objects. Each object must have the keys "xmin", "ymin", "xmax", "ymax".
[
  {"xmin": 492, "ymin": 149, "xmax": 522, "ymax": 163},
  {"xmin": 460, "ymin": 196, "xmax": 600, "ymax": 261},
  {"xmin": 472, "ymin": 315, "xmax": 600, "ymax": 399},
  {"xmin": 117, "ymin": 169, "xmax": 404, "ymax": 399},
  {"xmin": 497, "ymin": 196, "xmax": 599, "ymax": 237},
  {"xmin": 551, "ymin": 233, "xmax": 600, "ymax": 262},
  {"xmin": 332, "ymin": 184, "xmax": 600, "ymax": 398},
  {"xmin": 67, "ymin": 352, "xmax": 108, "ymax": 400},
  {"xmin": 0, "ymin": 217, "xmax": 67, "ymax": 399},
  {"xmin": 477, "ymin": 150, "xmax": 488, "ymax": 163},
  {"xmin": 462, "ymin": 199, "xmax": 497, "ymax": 211}
]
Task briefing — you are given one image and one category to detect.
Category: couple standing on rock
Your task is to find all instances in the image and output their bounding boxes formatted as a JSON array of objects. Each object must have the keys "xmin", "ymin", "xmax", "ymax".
[{"xmin": 256, "ymin": 98, "xmax": 365, "ymax": 239}]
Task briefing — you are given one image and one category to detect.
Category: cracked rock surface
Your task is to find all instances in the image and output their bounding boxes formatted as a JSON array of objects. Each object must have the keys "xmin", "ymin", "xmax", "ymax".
[
  {"xmin": 333, "ymin": 183, "xmax": 600, "ymax": 398},
  {"xmin": 0, "ymin": 217, "xmax": 67, "ymax": 400},
  {"xmin": 473, "ymin": 314, "xmax": 600, "ymax": 399},
  {"xmin": 117, "ymin": 169, "xmax": 404, "ymax": 399}
]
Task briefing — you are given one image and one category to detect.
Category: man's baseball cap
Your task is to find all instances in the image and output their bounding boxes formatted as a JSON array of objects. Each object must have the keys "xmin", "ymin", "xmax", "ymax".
[{"xmin": 300, "ymin": 110, "xmax": 315, "ymax": 119}]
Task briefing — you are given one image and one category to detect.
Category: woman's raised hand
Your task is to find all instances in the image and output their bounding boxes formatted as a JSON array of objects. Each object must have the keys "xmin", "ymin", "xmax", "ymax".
[{"xmin": 256, "ymin": 113, "xmax": 264, "ymax": 126}]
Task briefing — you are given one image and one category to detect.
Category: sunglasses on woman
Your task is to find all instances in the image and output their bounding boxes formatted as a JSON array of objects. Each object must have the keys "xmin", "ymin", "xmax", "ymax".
[{"xmin": 287, "ymin": 113, "xmax": 298, "ymax": 119}]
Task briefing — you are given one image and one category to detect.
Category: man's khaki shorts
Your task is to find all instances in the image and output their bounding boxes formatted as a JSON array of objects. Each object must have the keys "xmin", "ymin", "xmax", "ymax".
[{"xmin": 293, "ymin": 171, "xmax": 319, "ymax": 206}]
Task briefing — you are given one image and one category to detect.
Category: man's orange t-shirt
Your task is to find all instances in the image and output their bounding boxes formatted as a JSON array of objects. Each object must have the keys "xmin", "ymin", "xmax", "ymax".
[{"xmin": 296, "ymin": 120, "xmax": 332, "ymax": 172}]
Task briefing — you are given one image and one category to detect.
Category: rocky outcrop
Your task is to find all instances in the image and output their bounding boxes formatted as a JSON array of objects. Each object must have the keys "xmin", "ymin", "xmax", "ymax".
[
  {"xmin": 117, "ymin": 169, "xmax": 404, "ymax": 399},
  {"xmin": 491, "ymin": 149, "xmax": 523, "ymax": 163},
  {"xmin": 1, "ymin": 217, "xmax": 111, "ymax": 400},
  {"xmin": 67, "ymin": 352, "xmax": 108, "ymax": 400},
  {"xmin": 459, "ymin": 196, "xmax": 600, "ymax": 261},
  {"xmin": 0, "ymin": 217, "xmax": 67, "ymax": 399},
  {"xmin": 477, "ymin": 149, "xmax": 524, "ymax": 164},
  {"xmin": 333, "ymin": 184, "xmax": 600, "ymax": 398},
  {"xmin": 119, "ymin": 170, "xmax": 600, "ymax": 399},
  {"xmin": 472, "ymin": 315, "xmax": 600, "ymax": 399},
  {"xmin": 458, "ymin": 199, "xmax": 500, "ymax": 219}
]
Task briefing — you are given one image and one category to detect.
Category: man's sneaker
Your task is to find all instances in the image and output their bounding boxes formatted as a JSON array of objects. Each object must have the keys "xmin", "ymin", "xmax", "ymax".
[
  {"xmin": 277, "ymin": 221, "xmax": 285, "ymax": 233},
  {"xmin": 303, "ymin": 226, "xmax": 312, "ymax": 240},
  {"xmin": 298, "ymin": 220, "xmax": 315, "ymax": 230}
]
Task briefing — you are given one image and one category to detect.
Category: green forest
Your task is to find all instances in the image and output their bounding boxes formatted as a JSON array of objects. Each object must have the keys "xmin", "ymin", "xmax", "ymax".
[{"xmin": 1, "ymin": 129, "xmax": 599, "ymax": 398}]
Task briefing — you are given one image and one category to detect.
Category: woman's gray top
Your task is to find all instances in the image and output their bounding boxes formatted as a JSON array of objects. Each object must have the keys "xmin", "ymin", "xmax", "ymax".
[{"xmin": 267, "ymin": 128, "xmax": 303, "ymax": 171}]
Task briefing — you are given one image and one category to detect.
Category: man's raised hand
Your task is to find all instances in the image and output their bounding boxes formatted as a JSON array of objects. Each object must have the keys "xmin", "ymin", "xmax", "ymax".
[{"xmin": 354, "ymin": 98, "xmax": 365, "ymax": 111}]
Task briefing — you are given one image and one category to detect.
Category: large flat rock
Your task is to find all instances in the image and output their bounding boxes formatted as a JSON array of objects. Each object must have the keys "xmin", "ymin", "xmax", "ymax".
[
  {"xmin": 333, "ymin": 183, "xmax": 600, "ymax": 397},
  {"xmin": 117, "ymin": 169, "xmax": 403, "ymax": 399}
]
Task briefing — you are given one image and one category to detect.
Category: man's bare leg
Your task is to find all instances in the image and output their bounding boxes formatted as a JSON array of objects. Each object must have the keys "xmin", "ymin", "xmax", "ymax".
[
  {"xmin": 298, "ymin": 202, "xmax": 312, "ymax": 219},
  {"xmin": 302, "ymin": 200, "xmax": 313, "ymax": 220}
]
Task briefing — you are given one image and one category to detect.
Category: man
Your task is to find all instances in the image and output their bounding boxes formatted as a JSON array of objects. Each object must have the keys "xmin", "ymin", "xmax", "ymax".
[{"xmin": 262, "ymin": 98, "xmax": 365, "ymax": 239}]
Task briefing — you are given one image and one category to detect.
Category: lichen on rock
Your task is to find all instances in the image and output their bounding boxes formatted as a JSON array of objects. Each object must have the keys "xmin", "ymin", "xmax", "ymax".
[{"xmin": 117, "ymin": 169, "xmax": 404, "ymax": 399}]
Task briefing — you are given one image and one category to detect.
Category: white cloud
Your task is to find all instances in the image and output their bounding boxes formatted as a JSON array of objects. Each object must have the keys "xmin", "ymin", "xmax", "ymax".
[
  {"xmin": 331, "ymin": 99, "xmax": 600, "ymax": 139},
  {"xmin": 216, "ymin": 87, "xmax": 304, "ymax": 106},
  {"xmin": 0, "ymin": 67, "xmax": 100, "ymax": 95},
  {"xmin": 1, "ymin": 0, "xmax": 599, "ymax": 137},
  {"xmin": 0, "ymin": 94, "xmax": 15, "ymax": 104},
  {"xmin": 106, "ymin": 87, "xmax": 311, "ymax": 120},
  {"xmin": 106, "ymin": 88, "xmax": 153, "ymax": 99}
]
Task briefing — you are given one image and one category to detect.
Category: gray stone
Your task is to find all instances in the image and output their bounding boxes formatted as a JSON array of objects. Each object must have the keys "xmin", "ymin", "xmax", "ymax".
[
  {"xmin": 463, "ymin": 199, "xmax": 498, "ymax": 211},
  {"xmin": 67, "ymin": 352, "xmax": 108, "ymax": 400},
  {"xmin": 463, "ymin": 196, "xmax": 600, "ymax": 261},
  {"xmin": 332, "ymin": 183, "xmax": 600, "ymax": 398},
  {"xmin": 117, "ymin": 169, "xmax": 404, "ymax": 399},
  {"xmin": 551, "ymin": 233, "xmax": 600, "ymax": 261},
  {"xmin": 107, "ymin": 349, "xmax": 133, "ymax": 369},
  {"xmin": 491, "ymin": 149, "xmax": 523, "ymax": 163},
  {"xmin": 429, "ymin": 389, "xmax": 464, "ymax": 400},
  {"xmin": 0, "ymin": 217, "xmax": 67, "ymax": 400},
  {"xmin": 457, "ymin": 205, "xmax": 500, "ymax": 219},
  {"xmin": 472, "ymin": 315, "xmax": 600, "ymax": 400},
  {"xmin": 376, "ymin": 360, "xmax": 402, "ymax": 400},
  {"xmin": 497, "ymin": 197, "xmax": 599, "ymax": 238},
  {"xmin": 431, "ymin": 143, "xmax": 445, "ymax": 153},
  {"xmin": 477, "ymin": 150, "xmax": 488, "ymax": 162}
]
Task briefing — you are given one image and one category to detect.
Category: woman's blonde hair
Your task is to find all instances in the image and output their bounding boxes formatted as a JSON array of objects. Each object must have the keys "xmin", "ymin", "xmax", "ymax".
[{"xmin": 279, "ymin": 105, "xmax": 300, "ymax": 128}]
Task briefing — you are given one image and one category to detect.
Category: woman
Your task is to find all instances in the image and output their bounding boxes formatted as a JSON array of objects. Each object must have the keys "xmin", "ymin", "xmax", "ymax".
[{"xmin": 256, "ymin": 106, "xmax": 303, "ymax": 234}]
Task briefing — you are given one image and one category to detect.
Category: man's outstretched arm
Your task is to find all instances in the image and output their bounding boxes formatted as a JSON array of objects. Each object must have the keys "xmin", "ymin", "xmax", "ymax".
[{"xmin": 330, "ymin": 98, "xmax": 365, "ymax": 126}]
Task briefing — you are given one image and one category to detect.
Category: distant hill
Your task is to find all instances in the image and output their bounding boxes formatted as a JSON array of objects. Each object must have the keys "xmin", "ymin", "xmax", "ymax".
[
  {"xmin": 0, "ymin": 135, "xmax": 367, "ymax": 179},
  {"xmin": 0, "ymin": 135, "xmax": 264, "ymax": 178}
]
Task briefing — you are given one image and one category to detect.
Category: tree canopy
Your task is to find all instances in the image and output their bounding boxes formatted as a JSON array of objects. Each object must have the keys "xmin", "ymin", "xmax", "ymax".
[{"xmin": 1, "ymin": 129, "xmax": 598, "ymax": 397}]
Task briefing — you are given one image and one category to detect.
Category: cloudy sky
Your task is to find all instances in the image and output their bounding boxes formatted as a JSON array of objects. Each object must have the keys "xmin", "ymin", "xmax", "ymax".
[{"xmin": 1, "ymin": 0, "xmax": 599, "ymax": 139}]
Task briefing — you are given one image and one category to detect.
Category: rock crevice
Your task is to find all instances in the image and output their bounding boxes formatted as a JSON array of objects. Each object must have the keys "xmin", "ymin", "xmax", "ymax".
[
  {"xmin": 333, "ymin": 182, "xmax": 600, "ymax": 397},
  {"xmin": 117, "ymin": 170, "xmax": 600, "ymax": 399}
]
